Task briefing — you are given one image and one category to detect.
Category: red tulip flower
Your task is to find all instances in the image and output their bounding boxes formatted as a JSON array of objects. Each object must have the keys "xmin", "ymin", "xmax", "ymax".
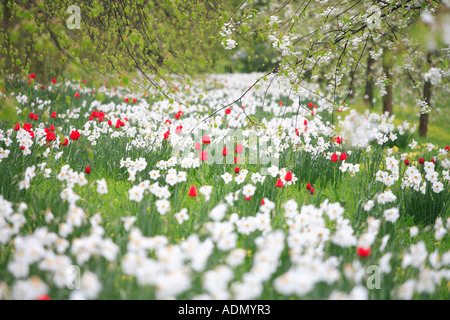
[
  {"xmin": 51, "ymin": 78, "xmax": 57, "ymax": 84},
  {"xmin": 29, "ymin": 112, "xmax": 34, "ymax": 119},
  {"xmin": 261, "ymin": 199, "xmax": 265, "ymax": 205},
  {"xmin": 419, "ymin": 158, "xmax": 425, "ymax": 164},
  {"xmin": 75, "ymin": 92, "xmax": 80, "ymax": 98},
  {"xmin": 14, "ymin": 123, "xmax": 20, "ymax": 131},
  {"xmin": 340, "ymin": 152, "xmax": 347, "ymax": 161},
  {"xmin": 235, "ymin": 144, "xmax": 243, "ymax": 154},
  {"xmin": 195, "ymin": 142, "xmax": 202, "ymax": 150},
  {"xmin": 85, "ymin": 167, "xmax": 91, "ymax": 174},
  {"xmin": 234, "ymin": 167, "xmax": 240, "ymax": 174},
  {"xmin": 304, "ymin": 119, "xmax": 308, "ymax": 126},
  {"xmin": 29, "ymin": 74, "xmax": 36, "ymax": 79},
  {"xmin": 357, "ymin": 247, "xmax": 371, "ymax": 258},
  {"xmin": 284, "ymin": 171, "xmax": 293, "ymax": 181},
  {"xmin": 46, "ymin": 132, "xmax": 56, "ymax": 141},
  {"xmin": 175, "ymin": 125, "xmax": 183, "ymax": 134},
  {"xmin": 70, "ymin": 130, "xmax": 81, "ymax": 140},
  {"xmin": 331, "ymin": 153, "xmax": 338, "ymax": 162},
  {"xmin": 33, "ymin": 114, "xmax": 38, "ymax": 121},
  {"xmin": 49, "ymin": 125, "xmax": 55, "ymax": 131},
  {"xmin": 334, "ymin": 136, "xmax": 343, "ymax": 144},
  {"xmin": 430, "ymin": 158, "xmax": 435, "ymax": 164},
  {"xmin": 234, "ymin": 156, "xmax": 240, "ymax": 164},
  {"xmin": 306, "ymin": 183, "xmax": 311, "ymax": 190},
  {"xmin": 222, "ymin": 147, "xmax": 228, "ymax": 156},
  {"xmin": 202, "ymin": 135, "xmax": 211, "ymax": 144},
  {"xmin": 404, "ymin": 159, "xmax": 410, "ymax": 165},
  {"xmin": 245, "ymin": 196, "xmax": 251, "ymax": 201},
  {"xmin": 276, "ymin": 178, "xmax": 284, "ymax": 188},
  {"xmin": 225, "ymin": 108, "xmax": 231, "ymax": 114},
  {"xmin": 61, "ymin": 138, "xmax": 69, "ymax": 146},
  {"xmin": 51, "ymin": 111, "xmax": 57, "ymax": 118},
  {"xmin": 310, "ymin": 188, "xmax": 315, "ymax": 195},
  {"xmin": 132, "ymin": 98, "xmax": 137, "ymax": 103},
  {"xmin": 308, "ymin": 102, "xmax": 313, "ymax": 108},
  {"xmin": 116, "ymin": 119, "xmax": 125, "ymax": 128},
  {"xmin": 163, "ymin": 130, "xmax": 170, "ymax": 140},
  {"xmin": 188, "ymin": 185, "xmax": 198, "ymax": 197},
  {"xmin": 199, "ymin": 150, "xmax": 209, "ymax": 161},
  {"xmin": 445, "ymin": 146, "xmax": 449, "ymax": 151}
]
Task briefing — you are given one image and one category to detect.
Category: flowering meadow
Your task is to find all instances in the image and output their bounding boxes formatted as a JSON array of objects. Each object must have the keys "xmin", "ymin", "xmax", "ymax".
[{"xmin": 0, "ymin": 73, "xmax": 449, "ymax": 300}]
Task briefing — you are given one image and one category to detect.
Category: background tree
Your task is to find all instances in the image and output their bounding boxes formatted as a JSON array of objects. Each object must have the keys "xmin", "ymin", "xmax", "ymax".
[{"xmin": 0, "ymin": 0, "xmax": 448, "ymax": 132}]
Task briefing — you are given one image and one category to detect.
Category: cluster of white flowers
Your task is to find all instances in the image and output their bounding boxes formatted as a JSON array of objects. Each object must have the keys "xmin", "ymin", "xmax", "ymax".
[
  {"xmin": 417, "ymin": 98, "xmax": 431, "ymax": 114},
  {"xmin": 57, "ymin": 164, "xmax": 88, "ymax": 189},
  {"xmin": 267, "ymin": 32, "xmax": 298, "ymax": 56},
  {"xmin": 231, "ymin": 231, "xmax": 285, "ymax": 299},
  {"xmin": 376, "ymin": 156, "xmax": 400, "ymax": 187},
  {"xmin": 0, "ymin": 196, "xmax": 26, "ymax": 244},
  {"xmin": 401, "ymin": 161, "xmax": 445, "ymax": 194},
  {"xmin": 122, "ymin": 228, "xmax": 213, "ymax": 299},
  {"xmin": 223, "ymin": 38, "xmax": 238, "ymax": 50},
  {"xmin": 424, "ymin": 67, "xmax": 442, "ymax": 86},
  {"xmin": 338, "ymin": 110, "xmax": 414, "ymax": 148},
  {"xmin": 219, "ymin": 20, "xmax": 238, "ymax": 50},
  {"xmin": 375, "ymin": 74, "xmax": 388, "ymax": 96},
  {"xmin": 120, "ymin": 157, "xmax": 148, "ymax": 181}
]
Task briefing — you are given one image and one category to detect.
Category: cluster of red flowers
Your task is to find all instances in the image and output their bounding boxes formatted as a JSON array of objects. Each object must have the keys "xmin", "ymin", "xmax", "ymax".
[
  {"xmin": 108, "ymin": 119, "xmax": 125, "ymax": 128},
  {"xmin": 89, "ymin": 110, "xmax": 106, "ymax": 122},
  {"xmin": 194, "ymin": 135, "xmax": 243, "ymax": 164},
  {"xmin": 306, "ymin": 183, "xmax": 314, "ymax": 195},
  {"xmin": 28, "ymin": 74, "xmax": 36, "ymax": 84},
  {"xmin": 334, "ymin": 136, "xmax": 343, "ymax": 144},
  {"xmin": 174, "ymin": 110, "xmax": 184, "ymax": 119},
  {"xmin": 21, "ymin": 123, "xmax": 34, "ymax": 138},
  {"xmin": 124, "ymin": 97, "xmax": 137, "ymax": 103},
  {"xmin": 331, "ymin": 152, "xmax": 347, "ymax": 162},
  {"xmin": 28, "ymin": 112, "xmax": 39, "ymax": 121},
  {"xmin": 45, "ymin": 125, "xmax": 56, "ymax": 141},
  {"xmin": 307, "ymin": 101, "xmax": 318, "ymax": 114}
]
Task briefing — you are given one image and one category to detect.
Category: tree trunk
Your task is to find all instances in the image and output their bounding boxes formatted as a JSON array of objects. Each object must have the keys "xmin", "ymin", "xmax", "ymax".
[
  {"xmin": 419, "ymin": 53, "xmax": 433, "ymax": 137},
  {"xmin": 347, "ymin": 68, "xmax": 355, "ymax": 99},
  {"xmin": 1, "ymin": 0, "xmax": 12, "ymax": 81},
  {"xmin": 382, "ymin": 49, "xmax": 393, "ymax": 116},
  {"xmin": 364, "ymin": 49, "xmax": 375, "ymax": 108}
]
